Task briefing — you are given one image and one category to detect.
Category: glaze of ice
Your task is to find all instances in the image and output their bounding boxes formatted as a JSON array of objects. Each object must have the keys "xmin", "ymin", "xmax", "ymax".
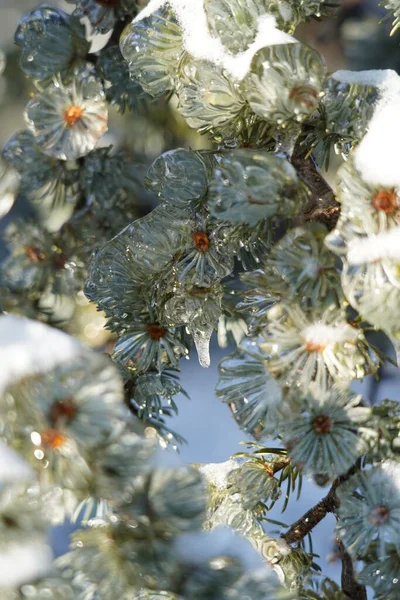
[
  {"xmin": 174, "ymin": 526, "xmax": 268, "ymax": 570},
  {"xmin": 347, "ymin": 228, "xmax": 400, "ymax": 264},
  {"xmin": 303, "ymin": 323, "xmax": 359, "ymax": 346},
  {"xmin": 133, "ymin": 0, "xmax": 295, "ymax": 81},
  {"xmin": 333, "ymin": 70, "xmax": 400, "ymax": 186},
  {"xmin": 0, "ymin": 537, "xmax": 53, "ymax": 587},
  {"xmin": 0, "ymin": 444, "xmax": 34, "ymax": 484},
  {"xmin": 0, "ymin": 316, "xmax": 82, "ymax": 393},
  {"xmin": 199, "ymin": 459, "xmax": 239, "ymax": 489}
]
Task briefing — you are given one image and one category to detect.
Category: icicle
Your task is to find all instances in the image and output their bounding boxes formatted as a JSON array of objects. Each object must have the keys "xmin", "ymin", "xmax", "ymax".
[{"xmin": 192, "ymin": 325, "xmax": 213, "ymax": 368}]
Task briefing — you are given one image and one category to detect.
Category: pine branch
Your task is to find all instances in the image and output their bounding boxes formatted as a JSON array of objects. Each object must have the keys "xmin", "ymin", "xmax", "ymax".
[
  {"xmin": 281, "ymin": 461, "xmax": 360, "ymax": 545},
  {"xmin": 337, "ymin": 537, "xmax": 367, "ymax": 600}
]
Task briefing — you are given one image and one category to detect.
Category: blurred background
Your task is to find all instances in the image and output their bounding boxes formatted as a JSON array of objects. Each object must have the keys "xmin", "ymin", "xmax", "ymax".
[{"xmin": 1, "ymin": 0, "xmax": 399, "ymax": 593}]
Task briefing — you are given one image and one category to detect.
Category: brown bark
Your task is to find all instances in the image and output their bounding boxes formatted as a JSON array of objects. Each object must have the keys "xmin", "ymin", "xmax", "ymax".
[
  {"xmin": 282, "ymin": 462, "xmax": 360, "ymax": 544},
  {"xmin": 292, "ymin": 152, "xmax": 341, "ymax": 231}
]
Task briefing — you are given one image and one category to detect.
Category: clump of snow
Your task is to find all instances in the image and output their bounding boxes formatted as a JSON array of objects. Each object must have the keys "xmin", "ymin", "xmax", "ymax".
[
  {"xmin": 174, "ymin": 526, "xmax": 267, "ymax": 571},
  {"xmin": 0, "ymin": 537, "xmax": 52, "ymax": 587},
  {"xmin": 355, "ymin": 102, "xmax": 400, "ymax": 187},
  {"xmin": 332, "ymin": 70, "xmax": 400, "ymax": 187},
  {"xmin": 332, "ymin": 69, "xmax": 400, "ymax": 90},
  {"xmin": 0, "ymin": 444, "xmax": 34, "ymax": 484},
  {"xmin": 347, "ymin": 228, "xmax": 400, "ymax": 264},
  {"xmin": 379, "ymin": 460, "xmax": 400, "ymax": 491},
  {"xmin": 0, "ymin": 316, "xmax": 81, "ymax": 393},
  {"xmin": 133, "ymin": 0, "xmax": 295, "ymax": 81},
  {"xmin": 199, "ymin": 459, "xmax": 239, "ymax": 490},
  {"xmin": 302, "ymin": 323, "xmax": 359, "ymax": 346}
]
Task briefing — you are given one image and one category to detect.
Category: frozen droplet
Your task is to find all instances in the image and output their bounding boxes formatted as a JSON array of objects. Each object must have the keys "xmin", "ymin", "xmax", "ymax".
[{"xmin": 192, "ymin": 325, "xmax": 213, "ymax": 368}]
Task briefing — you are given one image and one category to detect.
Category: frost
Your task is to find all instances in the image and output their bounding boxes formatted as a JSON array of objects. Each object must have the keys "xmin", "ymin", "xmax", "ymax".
[
  {"xmin": 174, "ymin": 526, "xmax": 266, "ymax": 570},
  {"xmin": 199, "ymin": 459, "xmax": 239, "ymax": 490},
  {"xmin": 133, "ymin": 0, "xmax": 295, "ymax": 81},
  {"xmin": 0, "ymin": 316, "xmax": 81, "ymax": 393},
  {"xmin": 0, "ymin": 537, "xmax": 53, "ymax": 587},
  {"xmin": 347, "ymin": 228, "xmax": 400, "ymax": 264},
  {"xmin": 0, "ymin": 444, "xmax": 34, "ymax": 484}
]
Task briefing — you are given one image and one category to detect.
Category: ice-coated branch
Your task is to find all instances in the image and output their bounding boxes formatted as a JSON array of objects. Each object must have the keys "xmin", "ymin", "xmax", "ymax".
[
  {"xmin": 337, "ymin": 537, "xmax": 367, "ymax": 600},
  {"xmin": 281, "ymin": 461, "xmax": 360, "ymax": 545}
]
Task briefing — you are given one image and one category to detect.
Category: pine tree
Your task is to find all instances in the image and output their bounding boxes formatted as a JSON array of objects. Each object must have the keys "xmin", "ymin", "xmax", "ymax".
[{"xmin": 0, "ymin": 1, "xmax": 400, "ymax": 599}]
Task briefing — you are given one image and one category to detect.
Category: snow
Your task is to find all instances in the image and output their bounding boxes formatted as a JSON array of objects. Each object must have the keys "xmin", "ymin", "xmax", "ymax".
[
  {"xmin": 133, "ymin": 0, "xmax": 295, "ymax": 81},
  {"xmin": 174, "ymin": 526, "xmax": 269, "ymax": 571},
  {"xmin": 375, "ymin": 460, "xmax": 400, "ymax": 492},
  {"xmin": 0, "ymin": 537, "xmax": 53, "ymax": 587},
  {"xmin": 355, "ymin": 102, "xmax": 400, "ymax": 187},
  {"xmin": 0, "ymin": 444, "xmax": 34, "ymax": 484},
  {"xmin": 347, "ymin": 228, "xmax": 400, "ymax": 264},
  {"xmin": 302, "ymin": 323, "xmax": 359, "ymax": 346},
  {"xmin": 199, "ymin": 459, "xmax": 239, "ymax": 490},
  {"xmin": 0, "ymin": 316, "xmax": 81, "ymax": 393},
  {"xmin": 332, "ymin": 70, "xmax": 400, "ymax": 186},
  {"xmin": 332, "ymin": 69, "xmax": 400, "ymax": 89}
]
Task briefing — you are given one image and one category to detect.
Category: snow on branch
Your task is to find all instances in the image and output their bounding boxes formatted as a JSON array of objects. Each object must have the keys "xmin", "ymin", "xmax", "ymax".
[
  {"xmin": 133, "ymin": 0, "xmax": 295, "ymax": 80},
  {"xmin": 0, "ymin": 315, "xmax": 81, "ymax": 393}
]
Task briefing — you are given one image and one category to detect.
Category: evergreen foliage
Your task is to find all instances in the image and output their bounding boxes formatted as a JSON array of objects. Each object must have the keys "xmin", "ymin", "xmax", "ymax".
[{"xmin": 0, "ymin": 1, "xmax": 400, "ymax": 599}]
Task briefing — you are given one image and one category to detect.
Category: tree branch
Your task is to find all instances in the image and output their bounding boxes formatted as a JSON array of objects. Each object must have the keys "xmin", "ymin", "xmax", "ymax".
[
  {"xmin": 281, "ymin": 461, "xmax": 360, "ymax": 545},
  {"xmin": 337, "ymin": 537, "xmax": 367, "ymax": 600},
  {"xmin": 291, "ymin": 142, "xmax": 341, "ymax": 231}
]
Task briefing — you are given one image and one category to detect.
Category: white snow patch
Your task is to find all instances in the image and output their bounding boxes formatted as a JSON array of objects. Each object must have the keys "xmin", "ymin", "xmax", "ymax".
[
  {"xmin": 0, "ymin": 316, "xmax": 81, "ymax": 393},
  {"xmin": 174, "ymin": 526, "xmax": 266, "ymax": 570},
  {"xmin": 347, "ymin": 228, "xmax": 400, "ymax": 264},
  {"xmin": 0, "ymin": 444, "xmax": 34, "ymax": 484},
  {"xmin": 199, "ymin": 459, "xmax": 239, "ymax": 490},
  {"xmin": 355, "ymin": 102, "xmax": 400, "ymax": 187},
  {"xmin": 333, "ymin": 70, "xmax": 400, "ymax": 186},
  {"xmin": 379, "ymin": 460, "xmax": 400, "ymax": 491},
  {"xmin": 332, "ymin": 69, "xmax": 400, "ymax": 90},
  {"xmin": 0, "ymin": 537, "xmax": 52, "ymax": 587},
  {"xmin": 303, "ymin": 323, "xmax": 359, "ymax": 346},
  {"xmin": 133, "ymin": 0, "xmax": 295, "ymax": 81}
]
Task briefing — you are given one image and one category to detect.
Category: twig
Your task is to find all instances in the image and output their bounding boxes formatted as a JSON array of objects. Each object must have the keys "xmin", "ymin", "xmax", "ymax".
[
  {"xmin": 282, "ymin": 461, "xmax": 359, "ymax": 545},
  {"xmin": 337, "ymin": 537, "xmax": 367, "ymax": 600}
]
